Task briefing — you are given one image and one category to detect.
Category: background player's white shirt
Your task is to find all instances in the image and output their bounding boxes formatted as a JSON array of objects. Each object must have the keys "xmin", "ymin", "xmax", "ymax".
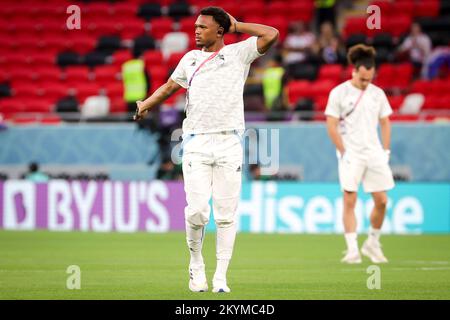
[
  {"xmin": 171, "ymin": 36, "xmax": 263, "ymax": 134},
  {"xmin": 324, "ymin": 80, "xmax": 392, "ymax": 157}
]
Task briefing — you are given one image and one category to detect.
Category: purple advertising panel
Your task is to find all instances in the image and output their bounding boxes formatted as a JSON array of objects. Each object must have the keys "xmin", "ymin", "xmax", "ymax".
[
  {"xmin": 0, "ymin": 181, "xmax": 186, "ymax": 232},
  {"xmin": 2, "ymin": 181, "xmax": 449, "ymax": 234}
]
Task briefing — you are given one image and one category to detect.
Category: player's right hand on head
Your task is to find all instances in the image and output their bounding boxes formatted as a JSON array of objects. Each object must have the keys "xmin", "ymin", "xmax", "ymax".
[
  {"xmin": 226, "ymin": 12, "xmax": 238, "ymax": 33},
  {"xmin": 133, "ymin": 100, "xmax": 147, "ymax": 121}
]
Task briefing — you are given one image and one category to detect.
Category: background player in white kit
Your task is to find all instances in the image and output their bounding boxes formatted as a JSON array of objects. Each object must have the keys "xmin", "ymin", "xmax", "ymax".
[
  {"xmin": 325, "ymin": 44, "xmax": 395, "ymax": 264},
  {"xmin": 134, "ymin": 7, "xmax": 279, "ymax": 292}
]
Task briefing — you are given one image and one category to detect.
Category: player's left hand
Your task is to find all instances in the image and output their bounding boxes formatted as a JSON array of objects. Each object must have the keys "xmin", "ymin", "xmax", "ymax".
[{"xmin": 133, "ymin": 100, "xmax": 147, "ymax": 121}]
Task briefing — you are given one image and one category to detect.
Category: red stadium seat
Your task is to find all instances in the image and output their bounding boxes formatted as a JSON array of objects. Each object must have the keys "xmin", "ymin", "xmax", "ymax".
[
  {"xmin": 40, "ymin": 82, "xmax": 70, "ymax": 102},
  {"xmin": 385, "ymin": 15, "xmax": 412, "ymax": 37},
  {"xmin": 0, "ymin": 98, "xmax": 26, "ymax": 114},
  {"xmin": 428, "ymin": 80, "xmax": 449, "ymax": 95},
  {"xmin": 166, "ymin": 52, "xmax": 186, "ymax": 70},
  {"xmin": 313, "ymin": 95, "xmax": 329, "ymax": 111},
  {"xmin": 37, "ymin": 20, "xmax": 67, "ymax": 35},
  {"xmin": 10, "ymin": 19, "xmax": 38, "ymax": 34},
  {"xmin": 66, "ymin": 35, "xmax": 97, "ymax": 55},
  {"xmin": 422, "ymin": 94, "xmax": 441, "ymax": 110},
  {"xmin": 437, "ymin": 95, "xmax": 450, "ymax": 109},
  {"xmin": 10, "ymin": 115, "xmax": 39, "ymax": 125},
  {"xmin": 241, "ymin": 15, "xmax": 265, "ymax": 25},
  {"xmin": 0, "ymin": 69, "xmax": 10, "ymax": 83},
  {"xmin": 391, "ymin": 63, "xmax": 413, "ymax": 89},
  {"xmin": 266, "ymin": 2, "xmax": 289, "ymax": 17},
  {"xmin": 117, "ymin": 18, "xmax": 146, "ymax": 40},
  {"xmin": 28, "ymin": 52, "xmax": 57, "ymax": 66},
  {"xmin": 149, "ymin": 17, "xmax": 174, "ymax": 40},
  {"xmin": 342, "ymin": 65, "xmax": 354, "ymax": 80},
  {"xmin": 425, "ymin": 114, "xmax": 450, "ymax": 122},
  {"xmin": 369, "ymin": 0, "xmax": 391, "ymax": 13},
  {"xmin": 287, "ymin": 2, "xmax": 314, "ymax": 22},
  {"xmin": 112, "ymin": 50, "xmax": 134, "ymax": 66},
  {"xmin": 34, "ymin": 66, "xmax": 62, "ymax": 82},
  {"xmin": 390, "ymin": 1, "xmax": 414, "ymax": 17},
  {"xmin": 85, "ymin": 20, "xmax": 119, "ymax": 37},
  {"xmin": 287, "ymin": 80, "xmax": 312, "ymax": 106},
  {"xmin": 39, "ymin": 33, "xmax": 69, "ymax": 52},
  {"xmin": 144, "ymin": 50, "xmax": 164, "ymax": 67},
  {"xmin": 388, "ymin": 95, "xmax": 405, "ymax": 110},
  {"xmin": 94, "ymin": 65, "xmax": 121, "ymax": 86},
  {"xmin": 414, "ymin": 1, "xmax": 440, "ymax": 17},
  {"xmin": 73, "ymin": 83, "xmax": 102, "ymax": 104},
  {"xmin": 241, "ymin": 2, "xmax": 266, "ymax": 21},
  {"xmin": 111, "ymin": 2, "xmax": 139, "ymax": 19},
  {"xmin": 9, "ymin": 68, "xmax": 36, "ymax": 82},
  {"xmin": 40, "ymin": 114, "xmax": 62, "ymax": 125},
  {"xmin": 84, "ymin": 2, "xmax": 112, "ymax": 18},
  {"xmin": 191, "ymin": 0, "xmax": 216, "ymax": 14},
  {"xmin": 343, "ymin": 17, "xmax": 367, "ymax": 38},
  {"xmin": 224, "ymin": 33, "xmax": 240, "ymax": 45},
  {"xmin": 25, "ymin": 99, "xmax": 54, "ymax": 113},
  {"xmin": 2, "ymin": 52, "xmax": 29, "ymax": 65},
  {"xmin": 31, "ymin": 2, "xmax": 67, "ymax": 19},
  {"xmin": 179, "ymin": 16, "xmax": 197, "ymax": 34},
  {"xmin": 147, "ymin": 65, "xmax": 169, "ymax": 92},
  {"xmin": 318, "ymin": 64, "xmax": 343, "ymax": 82},
  {"xmin": 220, "ymin": 2, "xmax": 240, "ymax": 17},
  {"xmin": 110, "ymin": 98, "xmax": 127, "ymax": 113},
  {"xmin": 63, "ymin": 66, "xmax": 92, "ymax": 83},
  {"xmin": 11, "ymin": 83, "xmax": 41, "ymax": 99},
  {"xmin": 310, "ymin": 80, "xmax": 337, "ymax": 99},
  {"xmin": 389, "ymin": 113, "xmax": 420, "ymax": 121},
  {"xmin": 410, "ymin": 80, "xmax": 433, "ymax": 95},
  {"xmin": 374, "ymin": 63, "xmax": 395, "ymax": 89},
  {"xmin": 265, "ymin": 16, "xmax": 288, "ymax": 42},
  {"xmin": 105, "ymin": 82, "xmax": 124, "ymax": 100}
]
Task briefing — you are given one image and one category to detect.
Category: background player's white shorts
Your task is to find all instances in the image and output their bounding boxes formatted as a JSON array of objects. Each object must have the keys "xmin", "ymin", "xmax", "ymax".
[
  {"xmin": 338, "ymin": 151, "xmax": 395, "ymax": 193},
  {"xmin": 182, "ymin": 131, "xmax": 243, "ymax": 228}
]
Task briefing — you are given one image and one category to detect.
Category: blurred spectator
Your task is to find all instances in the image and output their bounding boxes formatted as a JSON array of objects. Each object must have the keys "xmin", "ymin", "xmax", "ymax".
[
  {"xmin": 262, "ymin": 54, "xmax": 286, "ymax": 110},
  {"xmin": 248, "ymin": 164, "xmax": 277, "ymax": 181},
  {"xmin": 157, "ymin": 156, "xmax": 183, "ymax": 180},
  {"xmin": 25, "ymin": 162, "xmax": 49, "ymax": 182},
  {"xmin": 312, "ymin": 21, "xmax": 345, "ymax": 64},
  {"xmin": 315, "ymin": 0, "xmax": 336, "ymax": 29},
  {"xmin": 422, "ymin": 46, "xmax": 450, "ymax": 80},
  {"xmin": 283, "ymin": 21, "xmax": 316, "ymax": 66},
  {"xmin": 398, "ymin": 23, "xmax": 432, "ymax": 72},
  {"xmin": 0, "ymin": 114, "xmax": 7, "ymax": 130},
  {"xmin": 122, "ymin": 51, "xmax": 149, "ymax": 112}
]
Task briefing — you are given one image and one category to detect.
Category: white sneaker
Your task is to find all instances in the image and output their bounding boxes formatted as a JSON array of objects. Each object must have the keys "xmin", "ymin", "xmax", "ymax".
[
  {"xmin": 341, "ymin": 249, "xmax": 362, "ymax": 264},
  {"xmin": 361, "ymin": 240, "xmax": 388, "ymax": 263},
  {"xmin": 188, "ymin": 264, "xmax": 208, "ymax": 292},
  {"xmin": 212, "ymin": 276, "xmax": 231, "ymax": 293}
]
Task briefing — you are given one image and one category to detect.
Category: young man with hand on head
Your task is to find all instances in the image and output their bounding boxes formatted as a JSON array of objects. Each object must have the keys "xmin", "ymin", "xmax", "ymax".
[
  {"xmin": 325, "ymin": 44, "xmax": 395, "ymax": 264},
  {"xmin": 134, "ymin": 7, "xmax": 278, "ymax": 292}
]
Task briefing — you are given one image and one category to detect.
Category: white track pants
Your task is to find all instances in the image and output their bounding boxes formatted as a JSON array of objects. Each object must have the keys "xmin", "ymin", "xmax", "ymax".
[{"xmin": 182, "ymin": 131, "xmax": 243, "ymax": 262}]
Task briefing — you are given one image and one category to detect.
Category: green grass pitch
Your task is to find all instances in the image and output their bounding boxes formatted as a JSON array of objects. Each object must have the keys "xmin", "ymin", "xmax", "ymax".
[{"xmin": 0, "ymin": 231, "xmax": 449, "ymax": 300}]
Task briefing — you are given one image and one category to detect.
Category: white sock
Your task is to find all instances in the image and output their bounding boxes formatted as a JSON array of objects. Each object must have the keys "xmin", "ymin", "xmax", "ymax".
[
  {"xmin": 186, "ymin": 225, "xmax": 205, "ymax": 267},
  {"xmin": 214, "ymin": 259, "xmax": 230, "ymax": 282},
  {"xmin": 344, "ymin": 232, "xmax": 358, "ymax": 252},
  {"xmin": 368, "ymin": 227, "xmax": 381, "ymax": 244},
  {"xmin": 214, "ymin": 224, "xmax": 237, "ymax": 280}
]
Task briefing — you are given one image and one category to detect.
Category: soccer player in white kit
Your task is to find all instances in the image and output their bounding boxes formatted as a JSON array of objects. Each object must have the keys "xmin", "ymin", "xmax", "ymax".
[
  {"xmin": 134, "ymin": 7, "xmax": 279, "ymax": 292},
  {"xmin": 325, "ymin": 44, "xmax": 395, "ymax": 264}
]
